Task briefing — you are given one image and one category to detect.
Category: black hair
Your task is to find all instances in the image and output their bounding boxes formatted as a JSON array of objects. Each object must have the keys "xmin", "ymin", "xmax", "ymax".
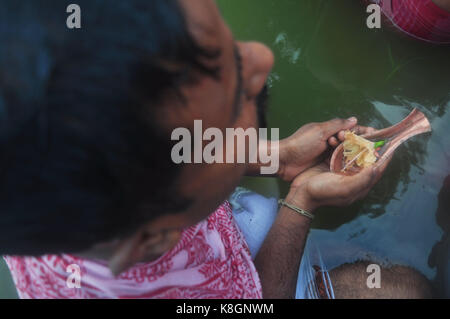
[{"xmin": 0, "ymin": 0, "xmax": 218, "ymax": 255}]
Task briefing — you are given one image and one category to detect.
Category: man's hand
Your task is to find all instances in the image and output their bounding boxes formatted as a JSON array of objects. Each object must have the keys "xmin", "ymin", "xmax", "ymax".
[
  {"xmin": 246, "ymin": 117, "xmax": 376, "ymax": 179},
  {"xmin": 255, "ymin": 128, "xmax": 389, "ymax": 299},
  {"xmin": 277, "ymin": 118, "xmax": 378, "ymax": 181},
  {"xmin": 256, "ymin": 120, "xmax": 387, "ymax": 298},
  {"xmin": 285, "ymin": 154, "xmax": 392, "ymax": 213},
  {"xmin": 277, "ymin": 117, "xmax": 362, "ymax": 181}
]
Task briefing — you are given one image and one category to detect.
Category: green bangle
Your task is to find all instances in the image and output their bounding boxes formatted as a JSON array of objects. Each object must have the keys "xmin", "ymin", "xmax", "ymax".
[{"xmin": 278, "ymin": 199, "xmax": 314, "ymax": 220}]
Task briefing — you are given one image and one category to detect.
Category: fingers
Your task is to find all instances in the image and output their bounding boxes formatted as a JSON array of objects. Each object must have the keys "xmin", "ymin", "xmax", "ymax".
[
  {"xmin": 306, "ymin": 168, "xmax": 374, "ymax": 206},
  {"xmin": 321, "ymin": 119, "xmax": 376, "ymax": 147},
  {"xmin": 345, "ymin": 153, "xmax": 393, "ymax": 199},
  {"xmin": 328, "ymin": 125, "xmax": 378, "ymax": 149},
  {"xmin": 326, "ymin": 118, "xmax": 358, "ymax": 147},
  {"xmin": 334, "ymin": 126, "xmax": 378, "ymax": 143},
  {"xmin": 326, "ymin": 169, "xmax": 375, "ymax": 205},
  {"xmin": 335, "ymin": 152, "xmax": 393, "ymax": 201},
  {"xmin": 321, "ymin": 117, "xmax": 358, "ymax": 139},
  {"xmin": 351, "ymin": 125, "xmax": 377, "ymax": 137},
  {"xmin": 329, "ymin": 130, "xmax": 346, "ymax": 145},
  {"xmin": 327, "ymin": 136, "xmax": 339, "ymax": 147},
  {"xmin": 336, "ymin": 168, "xmax": 375, "ymax": 198}
]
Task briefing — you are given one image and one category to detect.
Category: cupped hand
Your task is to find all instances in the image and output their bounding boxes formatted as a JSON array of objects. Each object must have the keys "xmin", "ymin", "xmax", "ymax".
[
  {"xmin": 286, "ymin": 153, "xmax": 392, "ymax": 213},
  {"xmin": 278, "ymin": 117, "xmax": 377, "ymax": 182}
]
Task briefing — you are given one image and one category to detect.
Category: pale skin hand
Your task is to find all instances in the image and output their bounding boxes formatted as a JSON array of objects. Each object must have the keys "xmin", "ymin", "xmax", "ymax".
[
  {"xmin": 255, "ymin": 140, "xmax": 391, "ymax": 299},
  {"xmin": 287, "ymin": 156, "xmax": 391, "ymax": 212}
]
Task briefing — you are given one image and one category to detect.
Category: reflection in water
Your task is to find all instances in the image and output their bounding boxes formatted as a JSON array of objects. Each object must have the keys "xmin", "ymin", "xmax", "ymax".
[
  {"xmin": 218, "ymin": 0, "xmax": 450, "ymax": 297},
  {"xmin": 274, "ymin": 32, "xmax": 302, "ymax": 65}
]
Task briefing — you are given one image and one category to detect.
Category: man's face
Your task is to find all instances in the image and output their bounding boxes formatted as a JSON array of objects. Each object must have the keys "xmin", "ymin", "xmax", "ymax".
[
  {"xmin": 80, "ymin": 0, "xmax": 274, "ymax": 266},
  {"xmin": 154, "ymin": 0, "xmax": 275, "ymax": 229}
]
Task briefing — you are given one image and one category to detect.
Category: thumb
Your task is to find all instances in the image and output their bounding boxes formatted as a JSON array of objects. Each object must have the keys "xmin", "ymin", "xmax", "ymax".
[{"xmin": 322, "ymin": 117, "xmax": 358, "ymax": 138}]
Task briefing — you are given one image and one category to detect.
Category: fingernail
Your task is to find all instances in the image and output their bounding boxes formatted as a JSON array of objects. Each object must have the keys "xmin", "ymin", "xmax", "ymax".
[{"xmin": 347, "ymin": 117, "xmax": 357, "ymax": 123}]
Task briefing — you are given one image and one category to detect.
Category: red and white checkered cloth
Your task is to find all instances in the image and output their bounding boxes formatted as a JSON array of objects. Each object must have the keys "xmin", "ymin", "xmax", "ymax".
[{"xmin": 4, "ymin": 201, "xmax": 262, "ymax": 299}]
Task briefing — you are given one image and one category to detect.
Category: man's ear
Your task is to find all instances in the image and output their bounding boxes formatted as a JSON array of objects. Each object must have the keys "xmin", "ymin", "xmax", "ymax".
[{"xmin": 108, "ymin": 226, "xmax": 182, "ymax": 277}]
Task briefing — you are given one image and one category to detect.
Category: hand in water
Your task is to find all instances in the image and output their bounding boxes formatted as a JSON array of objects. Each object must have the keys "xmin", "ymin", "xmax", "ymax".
[{"xmin": 278, "ymin": 118, "xmax": 376, "ymax": 182}]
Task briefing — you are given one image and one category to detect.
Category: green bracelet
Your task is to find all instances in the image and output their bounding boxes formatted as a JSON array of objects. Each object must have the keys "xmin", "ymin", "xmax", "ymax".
[{"xmin": 278, "ymin": 199, "xmax": 314, "ymax": 220}]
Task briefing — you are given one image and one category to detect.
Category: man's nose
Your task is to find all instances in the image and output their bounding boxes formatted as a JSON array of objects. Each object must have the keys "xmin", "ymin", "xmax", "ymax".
[{"xmin": 237, "ymin": 41, "xmax": 274, "ymax": 100}]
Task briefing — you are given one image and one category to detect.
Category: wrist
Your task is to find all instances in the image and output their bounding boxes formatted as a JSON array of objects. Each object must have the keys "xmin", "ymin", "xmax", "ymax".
[
  {"xmin": 276, "ymin": 139, "xmax": 288, "ymax": 179},
  {"xmin": 285, "ymin": 189, "xmax": 317, "ymax": 214}
]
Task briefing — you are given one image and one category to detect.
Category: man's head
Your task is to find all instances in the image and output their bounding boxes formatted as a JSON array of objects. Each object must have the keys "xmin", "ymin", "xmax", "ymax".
[
  {"xmin": 328, "ymin": 261, "xmax": 434, "ymax": 299},
  {"xmin": 0, "ymin": 0, "xmax": 273, "ymax": 273}
]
